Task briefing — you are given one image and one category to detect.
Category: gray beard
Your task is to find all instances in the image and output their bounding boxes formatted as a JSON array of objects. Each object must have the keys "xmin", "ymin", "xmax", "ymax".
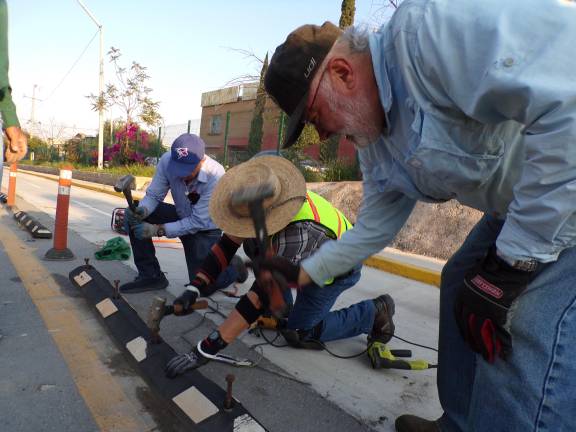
[{"xmin": 325, "ymin": 86, "xmax": 381, "ymax": 148}]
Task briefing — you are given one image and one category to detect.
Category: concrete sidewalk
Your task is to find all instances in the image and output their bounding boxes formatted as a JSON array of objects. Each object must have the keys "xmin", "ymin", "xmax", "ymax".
[{"xmin": 2, "ymin": 168, "xmax": 443, "ymax": 432}]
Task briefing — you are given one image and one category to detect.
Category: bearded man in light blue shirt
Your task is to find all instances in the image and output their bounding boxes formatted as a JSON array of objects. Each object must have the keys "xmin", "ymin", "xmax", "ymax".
[{"xmin": 262, "ymin": 1, "xmax": 576, "ymax": 431}]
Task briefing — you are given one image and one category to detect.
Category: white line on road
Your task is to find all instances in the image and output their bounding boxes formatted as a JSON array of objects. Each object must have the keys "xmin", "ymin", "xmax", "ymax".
[{"xmin": 71, "ymin": 199, "xmax": 111, "ymax": 217}]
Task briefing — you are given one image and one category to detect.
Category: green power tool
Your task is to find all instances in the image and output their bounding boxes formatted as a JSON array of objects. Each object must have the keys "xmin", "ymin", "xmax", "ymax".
[{"xmin": 368, "ymin": 341, "xmax": 436, "ymax": 370}]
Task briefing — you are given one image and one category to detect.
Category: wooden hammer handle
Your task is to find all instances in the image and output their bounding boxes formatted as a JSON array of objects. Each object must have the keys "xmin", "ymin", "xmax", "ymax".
[{"xmin": 192, "ymin": 300, "xmax": 208, "ymax": 310}]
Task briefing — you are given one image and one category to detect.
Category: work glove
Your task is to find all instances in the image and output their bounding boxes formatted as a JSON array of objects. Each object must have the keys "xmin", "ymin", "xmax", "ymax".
[
  {"xmin": 249, "ymin": 257, "xmax": 299, "ymax": 315},
  {"xmin": 454, "ymin": 246, "xmax": 538, "ymax": 363},
  {"xmin": 173, "ymin": 284, "xmax": 200, "ymax": 316},
  {"xmin": 133, "ymin": 221, "xmax": 160, "ymax": 240},
  {"xmin": 4, "ymin": 126, "xmax": 28, "ymax": 163},
  {"xmin": 258, "ymin": 256, "xmax": 300, "ymax": 285},
  {"xmin": 165, "ymin": 347, "xmax": 209, "ymax": 378},
  {"xmin": 125, "ymin": 206, "xmax": 149, "ymax": 227}
]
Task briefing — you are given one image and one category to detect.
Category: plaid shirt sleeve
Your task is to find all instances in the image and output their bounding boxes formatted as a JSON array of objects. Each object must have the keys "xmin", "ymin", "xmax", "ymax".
[{"xmin": 272, "ymin": 221, "xmax": 333, "ymax": 265}]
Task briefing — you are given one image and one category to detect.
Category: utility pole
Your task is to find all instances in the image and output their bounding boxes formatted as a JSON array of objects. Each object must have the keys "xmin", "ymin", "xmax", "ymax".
[
  {"xmin": 77, "ymin": 0, "xmax": 104, "ymax": 170},
  {"xmin": 23, "ymin": 84, "xmax": 42, "ymax": 137}
]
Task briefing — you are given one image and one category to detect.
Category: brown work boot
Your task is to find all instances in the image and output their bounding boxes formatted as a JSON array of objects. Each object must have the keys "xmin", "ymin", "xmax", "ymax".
[
  {"xmin": 395, "ymin": 415, "xmax": 440, "ymax": 432},
  {"xmin": 369, "ymin": 294, "xmax": 396, "ymax": 344}
]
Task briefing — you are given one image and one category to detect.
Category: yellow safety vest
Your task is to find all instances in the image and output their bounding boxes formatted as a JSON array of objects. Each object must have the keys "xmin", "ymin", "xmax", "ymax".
[
  {"xmin": 288, "ymin": 191, "xmax": 352, "ymax": 285},
  {"xmin": 291, "ymin": 190, "xmax": 352, "ymax": 239}
]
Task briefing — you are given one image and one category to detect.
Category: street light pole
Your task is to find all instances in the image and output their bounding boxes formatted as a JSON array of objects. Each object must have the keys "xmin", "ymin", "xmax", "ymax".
[{"xmin": 77, "ymin": 0, "xmax": 104, "ymax": 170}]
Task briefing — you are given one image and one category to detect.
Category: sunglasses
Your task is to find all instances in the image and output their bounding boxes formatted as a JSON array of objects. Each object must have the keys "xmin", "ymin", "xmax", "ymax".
[{"xmin": 304, "ymin": 65, "xmax": 329, "ymax": 127}]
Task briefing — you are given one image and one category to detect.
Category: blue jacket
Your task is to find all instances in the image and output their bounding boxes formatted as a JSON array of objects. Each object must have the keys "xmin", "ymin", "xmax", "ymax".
[
  {"xmin": 303, "ymin": 0, "xmax": 576, "ymax": 285},
  {"xmin": 139, "ymin": 152, "xmax": 224, "ymax": 238}
]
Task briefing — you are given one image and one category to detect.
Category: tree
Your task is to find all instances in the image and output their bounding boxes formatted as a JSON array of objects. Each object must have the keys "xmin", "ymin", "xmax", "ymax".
[
  {"xmin": 247, "ymin": 53, "xmax": 269, "ymax": 157},
  {"xmin": 339, "ymin": 0, "xmax": 356, "ymax": 28},
  {"xmin": 319, "ymin": 0, "xmax": 356, "ymax": 163},
  {"xmin": 88, "ymin": 47, "xmax": 162, "ymax": 163}
]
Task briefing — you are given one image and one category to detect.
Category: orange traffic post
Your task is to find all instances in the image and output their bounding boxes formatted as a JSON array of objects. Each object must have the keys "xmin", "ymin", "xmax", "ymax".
[
  {"xmin": 7, "ymin": 163, "xmax": 17, "ymax": 207},
  {"xmin": 45, "ymin": 167, "xmax": 74, "ymax": 261}
]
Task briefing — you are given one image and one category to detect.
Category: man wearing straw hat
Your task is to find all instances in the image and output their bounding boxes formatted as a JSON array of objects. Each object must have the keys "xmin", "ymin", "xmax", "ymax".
[{"xmin": 164, "ymin": 154, "xmax": 396, "ymax": 377}]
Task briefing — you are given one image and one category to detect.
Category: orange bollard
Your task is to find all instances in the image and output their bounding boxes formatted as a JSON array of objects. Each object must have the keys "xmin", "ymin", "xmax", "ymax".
[
  {"xmin": 45, "ymin": 167, "xmax": 74, "ymax": 261},
  {"xmin": 7, "ymin": 163, "xmax": 17, "ymax": 207}
]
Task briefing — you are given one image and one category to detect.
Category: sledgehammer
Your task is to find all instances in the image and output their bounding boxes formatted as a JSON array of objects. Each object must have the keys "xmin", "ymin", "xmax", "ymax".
[
  {"xmin": 230, "ymin": 183, "xmax": 275, "ymax": 261},
  {"xmin": 114, "ymin": 174, "xmax": 136, "ymax": 211},
  {"xmin": 230, "ymin": 183, "xmax": 287, "ymax": 313},
  {"xmin": 147, "ymin": 296, "xmax": 209, "ymax": 344}
]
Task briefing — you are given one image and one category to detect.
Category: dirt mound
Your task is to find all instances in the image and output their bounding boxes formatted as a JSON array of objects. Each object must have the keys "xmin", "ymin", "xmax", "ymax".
[{"xmin": 308, "ymin": 182, "xmax": 482, "ymax": 260}]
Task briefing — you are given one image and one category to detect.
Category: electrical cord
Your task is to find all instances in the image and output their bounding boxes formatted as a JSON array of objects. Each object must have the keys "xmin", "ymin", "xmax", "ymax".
[
  {"xmin": 251, "ymin": 327, "xmax": 438, "ymax": 361},
  {"xmin": 194, "ymin": 294, "xmax": 438, "ymax": 365}
]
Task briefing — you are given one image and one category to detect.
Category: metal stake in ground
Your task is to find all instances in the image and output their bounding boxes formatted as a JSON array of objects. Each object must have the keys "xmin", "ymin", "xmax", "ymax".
[
  {"xmin": 45, "ymin": 168, "xmax": 74, "ymax": 261},
  {"xmin": 7, "ymin": 163, "xmax": 17, "ymax": 207},
  {"xmin": 224, "ymin": 374, "xmax": 236, "ymax": 410}
]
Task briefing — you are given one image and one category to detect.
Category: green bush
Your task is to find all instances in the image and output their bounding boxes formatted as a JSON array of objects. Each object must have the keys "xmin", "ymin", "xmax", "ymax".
[
  {"xmin": 300, "ymin": 167, "xmax": 324, "ymax": 183},
  {"xmin": 323, "ymin": 158, "xmax": 360, "ymax": 181},
  {"xmin": 22, "ymin": 161, "xmax": 156, "ymax": 177}
]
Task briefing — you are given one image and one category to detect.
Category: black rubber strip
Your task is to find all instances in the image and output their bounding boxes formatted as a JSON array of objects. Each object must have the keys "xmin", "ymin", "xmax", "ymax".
[
  {"xmin": 69, "ymin": 263, "xmax": 267, "ymax": 432},
  {"xmin": 13, "ymin": 210, "xmax": 53, "ymax": 239}
]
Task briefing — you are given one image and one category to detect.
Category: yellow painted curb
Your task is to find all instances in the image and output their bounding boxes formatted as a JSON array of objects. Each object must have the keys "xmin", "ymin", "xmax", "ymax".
[{"xmin": 363, "ymin": 255, "xmax": 441, "ymax": 287}]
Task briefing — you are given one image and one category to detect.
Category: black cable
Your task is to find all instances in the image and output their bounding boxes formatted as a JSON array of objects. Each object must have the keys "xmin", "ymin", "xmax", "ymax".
[
  {"xmin": 201, "ymin": 295, "xmax": 439, "ymax": 362},
  {"xmin": 389, "ymin": 333, "xmax": 438, "ymax": 353},
  {"xmin": 252, "ymin": 328, "xmax": 438, "ymax": 360},
  {"xmin": 44, "ymin": 29, "xmax": 100, "ymax": 101}
]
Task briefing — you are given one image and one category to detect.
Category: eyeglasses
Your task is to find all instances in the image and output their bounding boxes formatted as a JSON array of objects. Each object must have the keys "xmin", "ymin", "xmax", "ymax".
[{"xmin": 304, "ymin": 66, "xmax": 329, "ymax": 127}]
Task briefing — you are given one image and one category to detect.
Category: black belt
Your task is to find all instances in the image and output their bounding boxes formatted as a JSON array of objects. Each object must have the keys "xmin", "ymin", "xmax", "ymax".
[{"xmin": 199, "ymin": 229, "xmax": 221, "ymax": 235}]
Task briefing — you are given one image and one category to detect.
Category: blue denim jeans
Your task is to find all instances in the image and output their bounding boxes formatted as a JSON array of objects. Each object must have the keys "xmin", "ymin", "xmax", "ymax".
[
  {"xmin": 438, "ymin": 214, "xmax": 576, "ymax": 432},
  {"xmin": 128, "ymin": 202, "xmax": 237, "ymax": 289},
  {"xmin": 283, "ymin": 267, "xmax": 377, "ymax": 342}
]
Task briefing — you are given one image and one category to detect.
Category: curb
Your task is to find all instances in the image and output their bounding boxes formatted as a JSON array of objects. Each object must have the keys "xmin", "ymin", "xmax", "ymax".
[
  {"xmin": 17, "ymin": 168, "xmax": 145, "ymax": 201},
  {"xmin": 69, "ymin": 263, "xmax": 267, "ymax": 432},
  {"xmin": 20, "ymin": 168, "xmax": 442, "ymax": 288},
  {"xmin": 363, "ymin": 256, "xmax": 441, "ymax": 287}
]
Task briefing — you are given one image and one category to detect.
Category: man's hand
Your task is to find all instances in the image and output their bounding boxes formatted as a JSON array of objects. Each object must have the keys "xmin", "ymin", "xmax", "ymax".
[
  {"xmin": 133, "ymin": 221, "xmax": 160, "ymax": 240},
  {"xmin": 454, "ymin": 246, "xmax": 538, "ymax": 363},
  {"xmin": 258, "ymin": 256, "xmax": 300, "ymax": 285},
  {"xmin": 125, "ymin": 206, "xmax": 149, "ymax": 227},
  {"xmin": 173, "ymin": 285, "xmax": 201, "ymax": 316},
  {"xmin": 4, "ymin": 126, "xmax": 28, "ymax": 163}
]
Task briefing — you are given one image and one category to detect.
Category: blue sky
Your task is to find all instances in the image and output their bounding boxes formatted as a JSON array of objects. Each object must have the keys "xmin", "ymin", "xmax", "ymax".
[{"xmin": 7, "ymin": 1, "xmax": 394, "ymax": 137}]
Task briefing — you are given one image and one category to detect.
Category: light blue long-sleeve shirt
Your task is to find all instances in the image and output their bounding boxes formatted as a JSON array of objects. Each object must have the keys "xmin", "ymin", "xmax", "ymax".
[
  {"xmin": 302, "ymin": 0, "xmax": 576, "ymax": 285},
  {"xmin": 139, "ymin": 152, "xmax": 224, "ymax": 238}
]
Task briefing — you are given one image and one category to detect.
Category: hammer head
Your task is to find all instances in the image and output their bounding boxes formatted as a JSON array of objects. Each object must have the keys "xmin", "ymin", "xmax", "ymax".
[
  {"xmin": 147, "ymin": 296, "xmax": 167, "ymax": 333},
  {"xmin": 230, "ymin": 182, "xmax": 275, "ymax": 207},
  {"xmin": 114, "ymin": 174, "xmax": 135, "ymax": 193}
]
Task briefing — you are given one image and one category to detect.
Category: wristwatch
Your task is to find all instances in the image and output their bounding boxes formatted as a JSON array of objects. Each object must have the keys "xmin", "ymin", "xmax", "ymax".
[
  {"xmin": 496, "ymin": 249, "xmax": 539, "ymax": 272},
  {"xmin": 156, "ymin": 225, "xmax": 166, "ymax": 237}
]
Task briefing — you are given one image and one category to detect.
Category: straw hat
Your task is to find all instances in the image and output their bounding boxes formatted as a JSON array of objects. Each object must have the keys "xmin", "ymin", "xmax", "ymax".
[{"xmin": 209, "ymin": 155, "xmax": 306, "ymax": 238}]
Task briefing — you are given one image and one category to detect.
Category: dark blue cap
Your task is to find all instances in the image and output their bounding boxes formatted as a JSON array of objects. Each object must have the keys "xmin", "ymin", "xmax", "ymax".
[{"xmin": 169, "ymin": 134, "xmax": 205, "ymax": 178}]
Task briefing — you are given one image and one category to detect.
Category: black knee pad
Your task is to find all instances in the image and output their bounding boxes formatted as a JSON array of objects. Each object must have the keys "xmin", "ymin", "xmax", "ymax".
[
  {"xmin": 235, "ymin": 294, "xmax": 262, "ymax": 325},
  {"xmin": 249, "ymin": 281, "xmax": 270, "ymax": 308}
]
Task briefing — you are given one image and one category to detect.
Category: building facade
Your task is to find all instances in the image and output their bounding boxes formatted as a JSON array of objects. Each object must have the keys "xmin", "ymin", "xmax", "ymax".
[{"xmin": 199, "ymin": 83, "xmax": 356, "ymax": 164}]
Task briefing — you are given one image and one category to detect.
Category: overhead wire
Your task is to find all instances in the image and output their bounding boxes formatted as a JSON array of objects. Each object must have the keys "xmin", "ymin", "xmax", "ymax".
[{"xmin": 43, "ymin": 29, "xmax": 100, "ymax": 102}]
